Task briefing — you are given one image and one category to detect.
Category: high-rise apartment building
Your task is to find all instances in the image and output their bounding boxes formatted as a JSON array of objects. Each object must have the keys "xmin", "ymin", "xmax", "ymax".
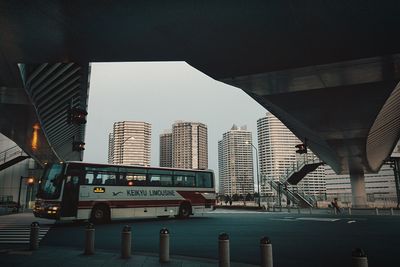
[
  {"xmin": 108, "ymin": 121, "xmax": 151, "ymax": 166},
  {"xmin": 172, "ymin": 121, "xmax": 208, "ymax": 169},
  {"xmin": 257, "ymin": 113, "xmax": 326, "ymax": 197},
  {"xmin": 108, "ymin": 133, "xmax": 114, "ymax": 164},
  {"xmin": 159, "ymin": 131, "xmax": 172, "ymax": 167},
  {"xmin": 218, "ymin": 125, "xmax": 254, "ymax": 196}
]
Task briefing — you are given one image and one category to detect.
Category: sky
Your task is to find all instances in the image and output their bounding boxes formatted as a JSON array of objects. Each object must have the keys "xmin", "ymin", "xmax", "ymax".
[{"xmin": 84, "ymin": 62, "xmax": 267, "ymax": 180}]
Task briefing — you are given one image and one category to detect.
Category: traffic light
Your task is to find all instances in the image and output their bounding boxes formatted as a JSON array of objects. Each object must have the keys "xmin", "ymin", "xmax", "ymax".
[
  {"xmin": 72, "ymin": 141, "xmax": 85, "ymax": 151},
  {"xmin": 295, "ymin": 143, "xmax": 307, "ymax": 154},
  {"xmin": 67, "ymin": 107, "xmax": 88, "ymax": 125}
]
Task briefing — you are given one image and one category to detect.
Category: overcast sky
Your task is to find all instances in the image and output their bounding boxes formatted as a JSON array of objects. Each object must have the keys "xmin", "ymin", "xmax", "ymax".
[{"xmin": 84, "ymin": 62, "xmax": 267, "ymax": 180}]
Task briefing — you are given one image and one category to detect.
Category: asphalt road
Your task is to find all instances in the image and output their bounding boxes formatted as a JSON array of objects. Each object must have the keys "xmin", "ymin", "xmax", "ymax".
[{"xmin": 40, "ymin": 210, "xmax": 400, "ymax": 267}]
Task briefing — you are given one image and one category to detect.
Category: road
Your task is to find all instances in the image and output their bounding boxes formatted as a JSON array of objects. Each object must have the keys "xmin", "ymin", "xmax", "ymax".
[{"xmin": 34, "ymin": 209, "xmax": 400, "ymax": 267}]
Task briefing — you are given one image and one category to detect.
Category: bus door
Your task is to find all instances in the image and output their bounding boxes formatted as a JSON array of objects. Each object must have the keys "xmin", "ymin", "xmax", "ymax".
[{"xmin": 60, "ymin": 175, "xmax": 80, "ymax": 217}]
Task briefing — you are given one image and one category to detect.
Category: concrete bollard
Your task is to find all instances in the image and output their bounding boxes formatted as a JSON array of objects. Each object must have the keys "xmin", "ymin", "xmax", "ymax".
[
  {"xmin": 375, "ymin": 208, "xmax": 379, "ymax": 215},
  {"xmin": 260, "ymin": 236, "xmax": 273, "ymax": 267},
  {"xmin": 218, "ymin": 232, "xmax": 230, "ymax": 267},
  {"xmin": 348, "ymin": 207, "xmax": 352, "ymax": 215},
  {"xmin": 84, "ymin": 223, "xmax": 95, "ymax": 255},
  {"xmin": 352, "ymin": 248, "xmax": 368, "ymax": 267},
  {"xmin": 29, "ymin": 222, "xmax": 40, "ymax": 250},
  {"xmin": 390, "ymin": 208, "xmax": 394, "ymax": 216},
  {"xmin": 159, "ymin": 228, "xmax": 170, "ymax": 263},
  {"xmin": 121, "ymin": 225, "xmax": 132, "ymax": 259}
]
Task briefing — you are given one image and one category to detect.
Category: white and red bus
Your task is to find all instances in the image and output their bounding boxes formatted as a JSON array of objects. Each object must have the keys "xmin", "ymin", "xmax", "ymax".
[{"xmin": 34, "ymin": 162, "xmax": 216, "ymax": 223}]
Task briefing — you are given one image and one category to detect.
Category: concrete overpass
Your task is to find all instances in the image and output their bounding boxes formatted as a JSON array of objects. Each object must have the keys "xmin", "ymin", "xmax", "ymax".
[{"xmin": 1, "ymin": 1, "xmax": 400, "ymax": 206}]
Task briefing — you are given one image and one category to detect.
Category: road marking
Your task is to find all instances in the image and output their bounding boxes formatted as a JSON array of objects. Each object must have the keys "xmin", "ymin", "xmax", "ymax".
[
  {"xmin": 0, "ymin": 215, "xmax": 53, "ymax": 244},
  {"xmin": 296, "ymin": 217, "xmax": 340, "ymax": 222}
]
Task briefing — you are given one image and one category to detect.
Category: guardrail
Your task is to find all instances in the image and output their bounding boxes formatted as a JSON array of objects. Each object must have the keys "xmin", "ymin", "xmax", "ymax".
[{"xmin": 0, "ymin": 145, "xmax": 25, "ymax": 165}]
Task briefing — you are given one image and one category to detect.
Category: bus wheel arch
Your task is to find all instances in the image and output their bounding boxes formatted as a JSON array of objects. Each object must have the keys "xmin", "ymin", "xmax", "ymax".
[
  {"xmin": 90, "ymin": 203, "xmax": 110, "ymax": 224},
  {"xmin": 178, "ymin": 201, "xmax": 192, "ymax": 219}
]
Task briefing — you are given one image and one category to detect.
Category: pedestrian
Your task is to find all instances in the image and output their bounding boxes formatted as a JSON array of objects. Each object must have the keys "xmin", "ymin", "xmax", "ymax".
[
  {"xmin": 331, "ymin": 198, "xmax": 341, "ymax": 214},
  {"xmin": 229, "ymin": 196, "xmax": 232, "ymax": 206}
]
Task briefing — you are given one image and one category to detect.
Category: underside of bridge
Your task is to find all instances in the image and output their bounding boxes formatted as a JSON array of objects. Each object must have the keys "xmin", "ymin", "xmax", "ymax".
[{"xmin": 1, "ymin": 1, "xmax": 400, "ymax": 206}]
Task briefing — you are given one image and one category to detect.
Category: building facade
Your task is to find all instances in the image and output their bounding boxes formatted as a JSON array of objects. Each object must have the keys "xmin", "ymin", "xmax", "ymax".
[
  {"xmin": 325, "ymin": 142, "xmax": 400, "ymax": 207},
  {"xmin": 108, "ymin": 133, "xmax": 114, "ymax": 164},
  {"xmin": 0, "ymin": 134, "xmax": 41, "ymax": 209},
  {"xmin": 109, "ymin": 121, "xmax": 151, "ymax": 166},
  {"xmin": 218, "ymin": 125, "xmax": 254, "ymax": 196},
  {"xmin": 159, "ymin": 131, "xmax": 173, "ymax": 167},
  {"xmin": 257, "ymin": 113, "xmax": 326, "ymax": 197},
  {"xmin": 172, "ymin": 122, "xmax": 208, "ymax": 170}
]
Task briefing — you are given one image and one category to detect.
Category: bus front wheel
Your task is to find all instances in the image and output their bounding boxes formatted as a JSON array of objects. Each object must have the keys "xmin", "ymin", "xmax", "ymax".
[
  {"xmin": 90, "ymin": 205, "xmax": 110, "ymax": 224},
  {"xmin": 178, "ymin": 203, "xmax": 191, "ymax": 219}
]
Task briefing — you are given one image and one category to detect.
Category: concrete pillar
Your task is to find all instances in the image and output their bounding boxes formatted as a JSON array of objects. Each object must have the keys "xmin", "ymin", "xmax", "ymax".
[{"xmin": 350, "ymin": 169, "xmax": 367, "ymax": 208}]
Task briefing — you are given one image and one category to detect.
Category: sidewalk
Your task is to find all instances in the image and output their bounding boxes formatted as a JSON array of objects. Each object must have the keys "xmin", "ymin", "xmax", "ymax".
[{"xmin": 0, "ymin": 245, "xmax": 258, "ymax": 267}]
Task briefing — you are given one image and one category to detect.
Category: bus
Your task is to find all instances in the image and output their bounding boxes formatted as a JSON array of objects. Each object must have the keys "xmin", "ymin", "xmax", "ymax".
[{"xmin": 34, "ymin": 162, "xmax": 216, "ymax": 223}]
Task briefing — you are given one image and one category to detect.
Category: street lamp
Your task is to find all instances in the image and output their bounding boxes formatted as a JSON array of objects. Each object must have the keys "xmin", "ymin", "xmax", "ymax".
[
  {"xmin": 247, "ymin": 141, "xmax": 261, "ymax": 207},
  {"xmin": 119, "ymin": 136, "xmax": 134, "ymax": 164}
]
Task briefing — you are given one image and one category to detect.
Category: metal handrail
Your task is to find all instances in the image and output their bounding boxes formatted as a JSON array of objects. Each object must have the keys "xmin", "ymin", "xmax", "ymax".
[
  {"xmin": 0, "ymin": 145, "xmax": 25, "ymax": 165},
  {"xmin": 279, "ymin": 153, "xmax": 323, "ymax": 183}
]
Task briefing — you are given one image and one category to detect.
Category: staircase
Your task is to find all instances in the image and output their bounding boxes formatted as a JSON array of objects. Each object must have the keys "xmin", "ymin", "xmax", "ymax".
[
  {"xmin": 281, "ymin": 154, "xmax": 324, "ymax": 185},
  {"xmin": 270, "ymin": 180, "xmax": 314, "ymax": 208},
  {"xmin": 0, "ymin": 146, "xmax": 30, "ymax": 171}
]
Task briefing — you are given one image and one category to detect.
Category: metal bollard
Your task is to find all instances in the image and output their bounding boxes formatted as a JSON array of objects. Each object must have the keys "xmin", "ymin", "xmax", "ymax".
[
  {"xmin": 309, "ymin": 207, "xmax": 312, "ymax": 214},
  {"xmin": 29, "ymin": 222, "xmax": 40, "ymax": 250},
  {"xmin": 260, "ymin": 236, "xmax": 273, "ymax": 267},
  {"xmin": 218, "ymin": 233, "xmax": 230, "ymax": 267},
  {"xmin": 84, "ymin": 223, "xmax": 95, "ymax": 255},
  {"xmin": 390, "ymin": 208, "xmax": 394, "ymax": 216},
  {"xmin": 348, "ymin": 207, "xmax": 352, "ymax": 215},
  {"xmin": 375, "ymin": 208, "xmax": 379, "ymax": 215},
  {"xmin": 121, "ymin": 225, "xmax": 132, "ymax": 259},
  {"xmin": 287, "ymin": 207, "xmax": 291, "ymax": 213},
  {"xmin": 297, "ymin": 207, "xmax": 300, "ymax": 214},
  {"xmin": 159, "ymin": 228, "xmax": 170, "ymax": 263},
  {"xmin": 279, "ymin": 206, "xmax": 282, "ymax": 212},
  {"xmin": 352, "ymin": 248, "xmax": 368, "ymax": 267}
]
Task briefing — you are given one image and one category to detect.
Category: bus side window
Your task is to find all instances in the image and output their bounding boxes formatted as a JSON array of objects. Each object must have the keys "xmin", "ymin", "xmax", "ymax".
[
  {"xmin": 85, "ymin": 172, "xmax": 95, "ymax": 184},
  {"xmin": 149, "ymin": 175, "xmax": 161, "ymax": 186},
  {"xmin": 104, "ymin": 173, "xmax": 117, "ymax": 185},
  {"xmin": 196, "ymin": 173, "xmax": 212, "ymax": 188}
]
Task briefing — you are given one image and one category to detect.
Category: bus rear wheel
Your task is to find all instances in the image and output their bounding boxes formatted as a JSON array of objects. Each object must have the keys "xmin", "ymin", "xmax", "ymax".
[
  {"xmin": 178, "ymin": 203, "xmax": 191, "ymax": 219},
  {"xmin": 90, "ymin": 205, "xmax": 110, "ymax": 224}
]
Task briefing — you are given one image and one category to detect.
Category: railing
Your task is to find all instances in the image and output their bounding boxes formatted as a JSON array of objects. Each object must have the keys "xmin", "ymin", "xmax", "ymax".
[
  {"xmin": 278, "ymin": 153, "xmax": 324, "ymax": 184},
  {"xmin": 269, "ymin": 180, "xmax": 314, "ymax": 207},
  {"xmin": 0, "ymin": 145, "xmax": 26, "ymax": 165}
]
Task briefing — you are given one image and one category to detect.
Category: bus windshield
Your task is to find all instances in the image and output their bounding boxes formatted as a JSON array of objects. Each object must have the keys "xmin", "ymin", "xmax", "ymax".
[{"xmin": 37, "ymin": 163, "xmax": 64, "ymax": 199}]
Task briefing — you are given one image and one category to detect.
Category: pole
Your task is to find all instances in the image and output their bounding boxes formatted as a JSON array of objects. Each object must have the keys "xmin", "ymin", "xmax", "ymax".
[
  {"xmin": 29, "ymin": 222, "xmax": 40, "ymax": 250},
  {"xmin": 218, "ymin": 233, "xmax": 230, "ymax": 267},
  {"xmin": 159, "ymin": 228, "xmax": 170, "ymax": 262},
  {"xmin": 352, "ymin": 248, "xmax": 368, "ymax": 267},
  {"xmin": 260, "ymin": 236, "xmax": 273, "ymax": 267},
  {"xmin": 121, "ymin": 225, "xmax": 132, "ymax": 259},
  {"xmin": 392, "ymin": 157, "xmax": 400, "ymax": 209},
  {"xmin": 254, "ymin": 144, "xmax": 261, "ymax": 208},
  {"xmin": 84, "ymin": 223, "xmax": 95, "ymax": 255},
  {"xmin": 17, "ymin": 176, "xmax": 23, "ymax": 213}
]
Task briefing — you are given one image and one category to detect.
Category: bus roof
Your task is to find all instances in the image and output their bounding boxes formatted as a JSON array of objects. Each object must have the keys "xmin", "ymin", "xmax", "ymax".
[{"xmin": 62, "ymin": 161, "xmax": 214, "ymax": 173}]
